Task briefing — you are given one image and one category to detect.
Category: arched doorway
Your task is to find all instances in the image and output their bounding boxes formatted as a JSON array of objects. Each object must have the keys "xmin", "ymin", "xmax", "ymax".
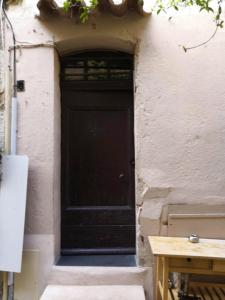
[{"xmin": 60, "ymin": 50, "xmax": 135, "ymax": 256}]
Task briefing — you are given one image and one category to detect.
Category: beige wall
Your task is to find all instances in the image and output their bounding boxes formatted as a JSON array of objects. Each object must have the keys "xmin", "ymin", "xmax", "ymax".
[{"xmin": 5, "ymin": 0, "xmax": 225, "ymax": 297}]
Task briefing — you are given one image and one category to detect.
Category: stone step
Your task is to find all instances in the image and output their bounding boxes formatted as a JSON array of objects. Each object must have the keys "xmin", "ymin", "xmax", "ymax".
[
  {"xmin": 40, "ymin": 285, "xmax": 146, "ymax": 300},
  {"xmin": 48, "ymin": 266, "xmax": 147, "ymax": 286}
]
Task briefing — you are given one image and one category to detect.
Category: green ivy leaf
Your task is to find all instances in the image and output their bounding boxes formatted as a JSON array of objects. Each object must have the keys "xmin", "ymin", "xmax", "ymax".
[{"xmin": 63, "ymin": 1, "xmax": 71, "ymax": 12}]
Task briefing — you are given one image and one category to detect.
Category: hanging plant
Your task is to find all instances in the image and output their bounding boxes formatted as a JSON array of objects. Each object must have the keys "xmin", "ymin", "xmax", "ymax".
[
  {"xmin": 63, "ymin": 0, "xmax": 99, "ymax": 23},
  {"xmin": 5, "ymin": 0, "xmax": 22, "ymax": 6}
]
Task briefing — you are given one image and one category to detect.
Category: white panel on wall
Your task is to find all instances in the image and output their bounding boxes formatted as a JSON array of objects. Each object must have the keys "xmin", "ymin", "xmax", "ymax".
[{"xmin": 0, "ymin": 155, "xmax": 29, "ymax": 273}]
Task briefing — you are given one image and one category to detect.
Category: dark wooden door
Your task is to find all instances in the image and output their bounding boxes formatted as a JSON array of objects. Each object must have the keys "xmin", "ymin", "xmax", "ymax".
[{"xmin": 61, "ymin": 52, "xmax": 135, "ymax": 255}]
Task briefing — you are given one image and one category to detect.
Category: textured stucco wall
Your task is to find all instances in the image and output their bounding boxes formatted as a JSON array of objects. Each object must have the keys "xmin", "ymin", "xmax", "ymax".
[
  {"xmin": 5, "ymin": 0, "xmax": 225, "ymax": 298},
  {"xmin": 0, "ymin": 17, "xmax": 9, "ymax": 155},
  {"xmin": 0, "ymin": 25, "xmax": 4, "ymax": 153}
]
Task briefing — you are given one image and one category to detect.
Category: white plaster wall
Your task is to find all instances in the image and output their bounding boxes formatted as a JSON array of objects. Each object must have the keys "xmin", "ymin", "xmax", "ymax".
[
  {"xmin": 14, "ymin": 45, "xmax": 57, "ymax": 294},
  {"xmin": 6, "ymin": 0, "xmax": 225, "ymax": 297},
  {"xmin": 16, "ymin": 46, "xmax": 55, "ymax": 235}
]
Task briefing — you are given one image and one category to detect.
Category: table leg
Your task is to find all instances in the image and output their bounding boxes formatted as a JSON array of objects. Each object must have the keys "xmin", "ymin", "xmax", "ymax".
[
  {"xmin": 156, "ymin": 257, "xmax": 162, "ymax": 300},
  {"xmin": 162, "ymin": 257, "xmax": 169, "ymax": 300}
]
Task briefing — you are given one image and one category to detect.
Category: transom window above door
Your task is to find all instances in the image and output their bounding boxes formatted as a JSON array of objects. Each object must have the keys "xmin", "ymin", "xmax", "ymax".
[{"xmin": 61, "ymin": 51, "xmax": 133, "ymax": 81}]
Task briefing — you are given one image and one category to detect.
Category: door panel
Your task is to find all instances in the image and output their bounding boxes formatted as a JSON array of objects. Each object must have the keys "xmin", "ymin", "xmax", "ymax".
[
  {"xmin": 61, "ymin": 225, "xmax": 136, "ymax": 254},
  {"xmin": 61, "ymin": 86, "xmax": 135, "ymax": 254}
]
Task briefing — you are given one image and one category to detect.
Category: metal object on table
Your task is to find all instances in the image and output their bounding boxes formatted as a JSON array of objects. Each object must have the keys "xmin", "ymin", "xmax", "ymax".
[{"xmin": 188, "ymin": 234, "xmax": 199, "ymax": 243}]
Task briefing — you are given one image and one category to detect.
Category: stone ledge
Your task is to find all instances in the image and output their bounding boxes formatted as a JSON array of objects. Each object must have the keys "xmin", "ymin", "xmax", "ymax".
[{"xmin": 40, "ymin": 285, "xmax": 146, "ymax": 300}]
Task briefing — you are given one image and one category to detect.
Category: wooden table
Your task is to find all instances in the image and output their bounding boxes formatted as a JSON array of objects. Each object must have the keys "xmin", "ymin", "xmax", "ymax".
[{"xmin": 148, "ymin": 236, "xmax": 225, "ymax": 300}]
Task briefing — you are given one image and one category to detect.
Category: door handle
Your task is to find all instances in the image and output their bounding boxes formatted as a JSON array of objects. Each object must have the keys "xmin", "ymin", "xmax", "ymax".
[{"xmin": 119, "ymin": 173, "xmax": 125, "ymax": 179}]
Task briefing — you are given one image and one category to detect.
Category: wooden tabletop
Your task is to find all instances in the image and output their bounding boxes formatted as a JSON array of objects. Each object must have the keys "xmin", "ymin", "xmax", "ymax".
[{"xmin": 148, "ymin": 236, "xmax": 225, "ymax": 260}]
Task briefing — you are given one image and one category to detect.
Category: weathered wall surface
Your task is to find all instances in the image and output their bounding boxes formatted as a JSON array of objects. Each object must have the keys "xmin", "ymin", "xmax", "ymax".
[
  {"xmin": 5, "ymin": 0, "xmax": 225, "ymax": 298},
  {"xmin": 0, "ymin": 20, "xmax": 5, "ymax": 153},
  {"xmin": 0, "ymin": 15, "xmax": 10, "ymax": 155}
]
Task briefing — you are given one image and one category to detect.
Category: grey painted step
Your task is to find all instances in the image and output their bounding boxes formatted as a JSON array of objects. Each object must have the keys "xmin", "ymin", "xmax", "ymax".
[
  {"xmin": 40, "ymin": 285, "xmax": 146, "ymax": 300},
  {"xmin": 48, "ymin": 266, "xmax": 147, "ymax": 286}
]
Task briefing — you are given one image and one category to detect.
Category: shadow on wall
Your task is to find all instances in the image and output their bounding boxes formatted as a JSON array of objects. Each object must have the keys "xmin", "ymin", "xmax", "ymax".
[{"xmin": 55, "ymin": 36, "xmax": 135, "ymax": 56}]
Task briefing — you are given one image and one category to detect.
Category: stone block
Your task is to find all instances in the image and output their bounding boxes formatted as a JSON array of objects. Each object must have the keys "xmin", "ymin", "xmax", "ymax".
[{"xmin": 40, "ymin": 285, "xmax": 146, "ymax": 300}]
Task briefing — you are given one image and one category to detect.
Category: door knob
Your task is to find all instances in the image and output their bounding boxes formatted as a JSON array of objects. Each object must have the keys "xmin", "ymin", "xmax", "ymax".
[{"xmin": 119, "ymin": 173, "xmax": 125, "ymax": 179}]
